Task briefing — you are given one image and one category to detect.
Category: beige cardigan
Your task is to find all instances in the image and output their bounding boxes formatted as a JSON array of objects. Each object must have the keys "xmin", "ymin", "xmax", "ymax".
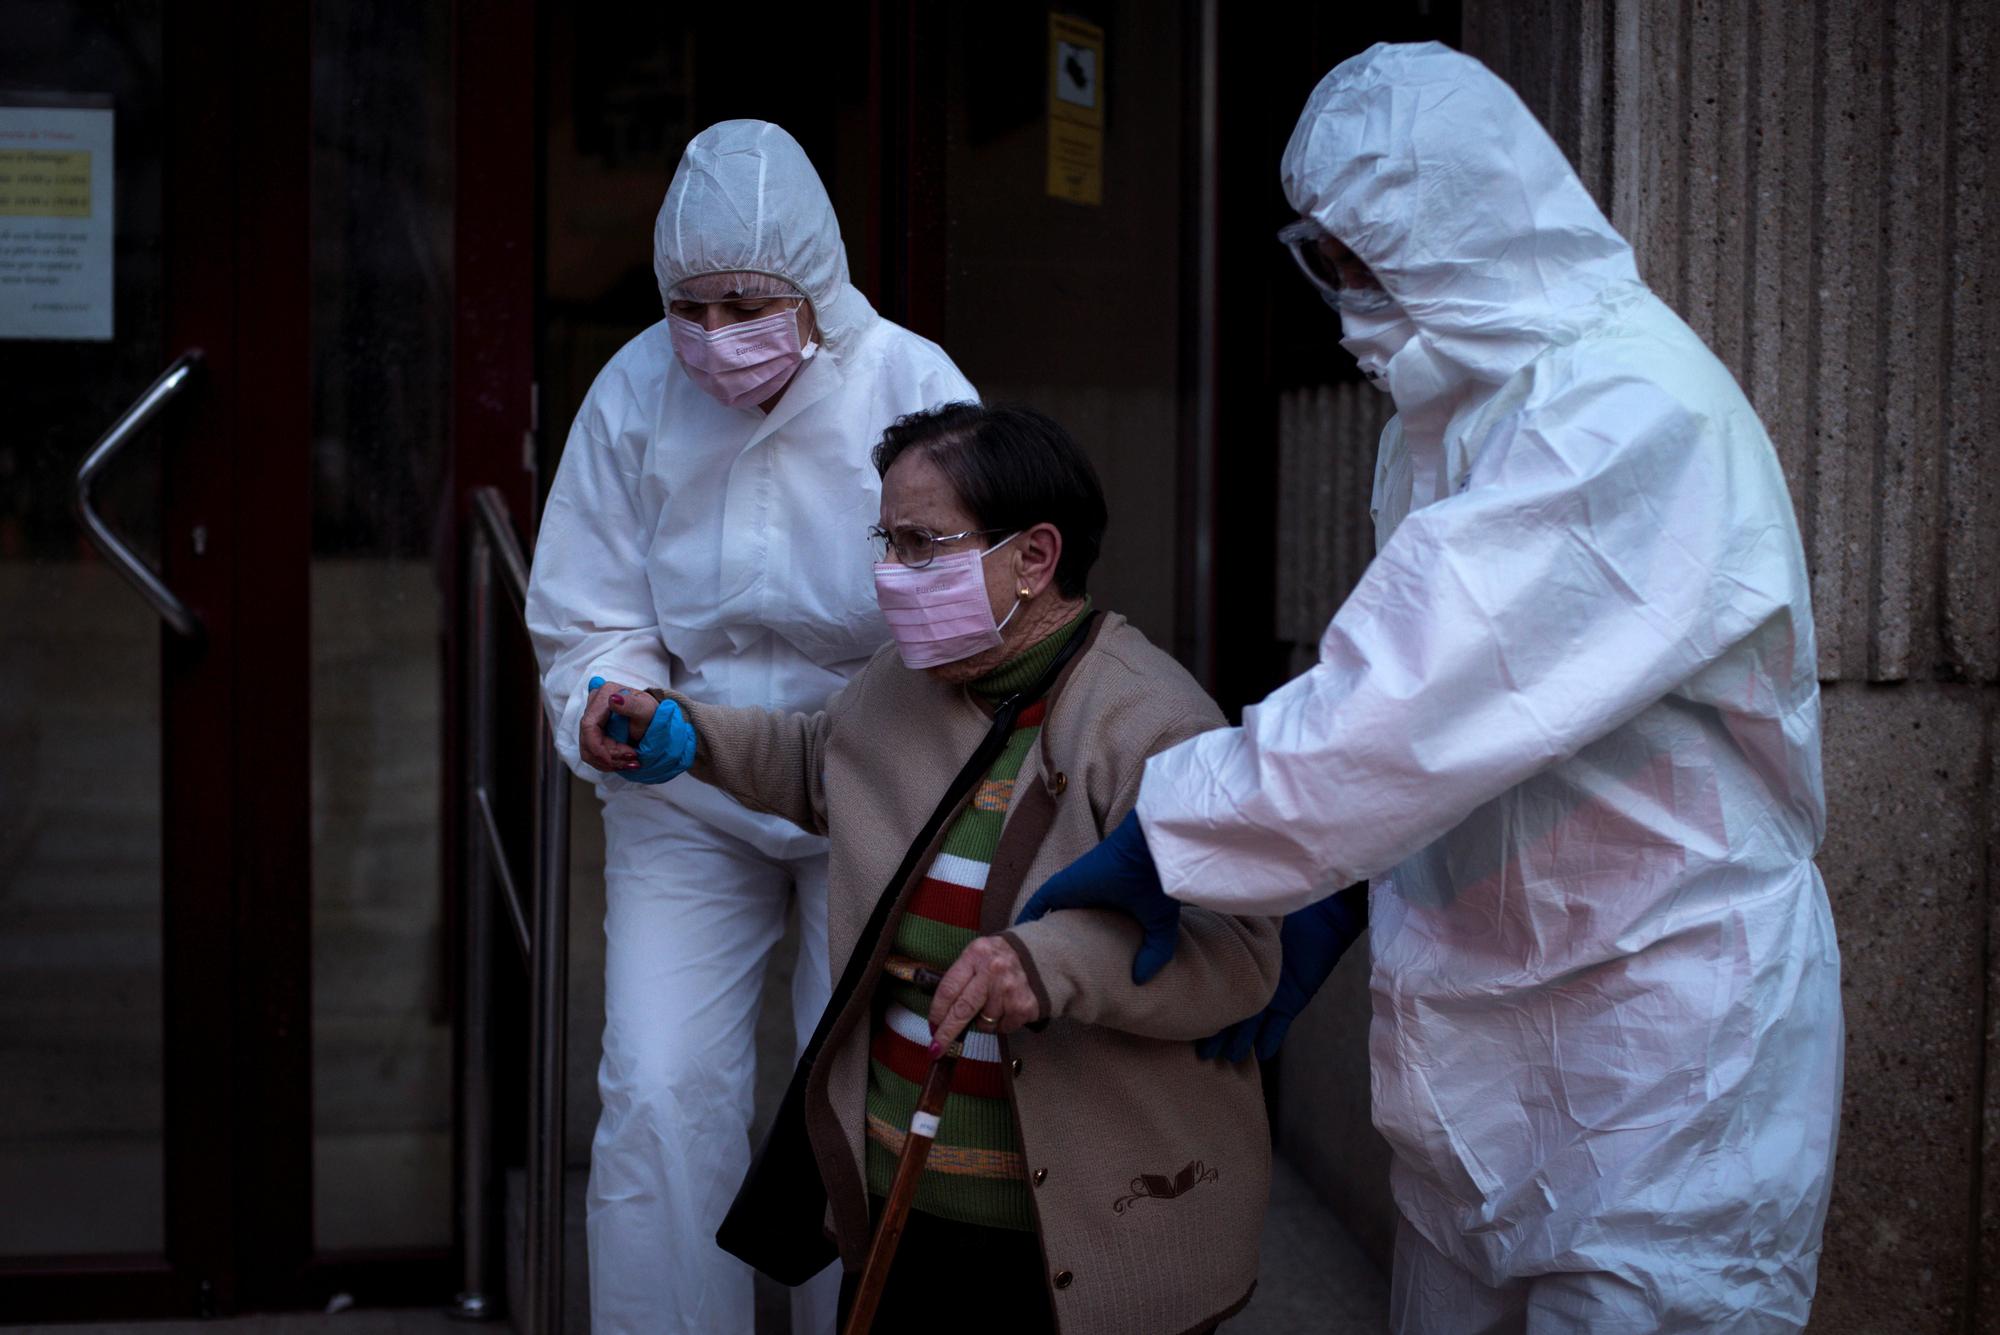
[{"xmin": 670, "ymin": 612, "xmax": 1279, "ymax": 1335}]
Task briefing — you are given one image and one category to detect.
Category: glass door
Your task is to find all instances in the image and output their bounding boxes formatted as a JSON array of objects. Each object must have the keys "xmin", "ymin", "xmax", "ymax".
[
  {"xmin": 0, "ymin": 3, "xmax": 169, "ymax": 1266},
  {"xmin": 0, "ymin": 1, "xmax": 313, "ymax": 1318},
  {"xmin": 2, "ymin": 1, "xmax": 499, "ymax": 1317}
]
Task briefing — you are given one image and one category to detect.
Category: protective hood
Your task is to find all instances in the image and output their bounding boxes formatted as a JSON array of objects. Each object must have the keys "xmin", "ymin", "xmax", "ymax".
[
  {"xmin": 653, "ymin": 119, "xmax": 877, "ymax": 347},
  {"xmin": 1281, "ymin": 43, "xmax": 1643, "ymax": 405}
]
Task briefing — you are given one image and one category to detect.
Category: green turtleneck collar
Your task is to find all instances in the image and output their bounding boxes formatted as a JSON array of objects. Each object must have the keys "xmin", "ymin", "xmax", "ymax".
[{"xmin": 970, "ymin": 599, "xmax": 1094, "ymax": 701}]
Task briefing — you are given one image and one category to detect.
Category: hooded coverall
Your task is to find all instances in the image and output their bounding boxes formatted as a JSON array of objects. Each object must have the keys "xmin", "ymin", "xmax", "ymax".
[
  {"xmin": 525, "ymin": 120, "xmax": 975, "ymax": 1335},
  {"xmin": 1136, "ymin": 44, "xmax": 1842, "ymax": 1332}
]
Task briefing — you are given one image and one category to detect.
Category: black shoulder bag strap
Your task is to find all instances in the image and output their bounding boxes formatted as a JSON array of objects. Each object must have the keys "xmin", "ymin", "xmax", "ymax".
[{"xmin": 718, "ymin": 612, "xmax": 1101, "ymax": 1283}]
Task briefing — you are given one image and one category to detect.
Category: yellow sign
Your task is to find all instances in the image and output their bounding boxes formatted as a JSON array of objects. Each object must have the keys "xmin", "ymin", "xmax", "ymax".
[
  {"xmin": 1046, "ymin": 13, "xmax": 1104, "ymax": 205},
  {"xmin": 0, "ymin": 149, "xmax": 92, "ymax": 217}
]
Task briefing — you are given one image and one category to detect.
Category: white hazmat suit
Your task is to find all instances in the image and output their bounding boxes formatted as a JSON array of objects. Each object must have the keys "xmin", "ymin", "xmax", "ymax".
[
  {"xmin": 1136, "ymin": 44, "xmax": 1842, "ymax": 1332},
  {"xmin": 526, "ymin": 120, "xmax": 975, "ymax": 1335}
]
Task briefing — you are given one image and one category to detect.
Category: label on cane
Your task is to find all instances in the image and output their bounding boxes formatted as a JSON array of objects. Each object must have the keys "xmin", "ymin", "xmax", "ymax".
[{"xmin": 910, "ymin": 1111, "xmax": 941, "ymax": 1139}]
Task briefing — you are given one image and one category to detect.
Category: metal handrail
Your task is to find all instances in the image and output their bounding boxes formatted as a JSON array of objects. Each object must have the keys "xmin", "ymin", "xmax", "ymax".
[{"xmin": 454, "ymin": 485, "xmax": 569, "ymax": 1334}]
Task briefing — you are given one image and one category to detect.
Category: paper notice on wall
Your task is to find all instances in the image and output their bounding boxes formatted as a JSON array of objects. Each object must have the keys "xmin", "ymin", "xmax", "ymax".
[
  {"xmin": 1046, "ymin": 13, "xmax": 1104, "ymax": 206},
  {"xmin": 0, "ymin": 100, "xmax": 114, "ymax": 341}
]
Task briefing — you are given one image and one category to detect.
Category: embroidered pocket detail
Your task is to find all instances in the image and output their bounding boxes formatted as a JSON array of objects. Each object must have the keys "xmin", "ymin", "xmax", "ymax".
[{"xmin": 1111, "ymin": 1160, "xmax": 1219, "ymax": 1214}]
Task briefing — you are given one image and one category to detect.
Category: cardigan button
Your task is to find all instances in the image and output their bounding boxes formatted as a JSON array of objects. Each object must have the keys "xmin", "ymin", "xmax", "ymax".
[
  {"xmin": 1010, "ymin": 1056, "xmax": 1023, "ymax": 1076},
  {"xmin": 1052, "ymin": 1269, "xmax": 1074, "ymax": 1290},
  {"xmin": 1033, "ymin": 1167, "xmax": 1048, "ymax": 1187},
  {"xmin": 1052, "ymin": 772, "xmax": 1068, "ymax": 794}
]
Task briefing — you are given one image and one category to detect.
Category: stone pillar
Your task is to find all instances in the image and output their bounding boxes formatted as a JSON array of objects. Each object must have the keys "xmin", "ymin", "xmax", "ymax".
[{"xmin": 1273, "ymin": 5, "xmax": 2000, "ymax": 1329}]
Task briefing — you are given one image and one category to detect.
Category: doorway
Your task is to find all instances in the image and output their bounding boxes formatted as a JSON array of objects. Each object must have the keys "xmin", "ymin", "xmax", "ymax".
[{"xmin": 0, "ymin": 1, "xmax": 467, "ymax": 1318}]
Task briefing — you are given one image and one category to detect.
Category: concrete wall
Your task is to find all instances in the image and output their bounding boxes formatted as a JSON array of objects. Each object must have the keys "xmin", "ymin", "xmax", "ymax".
[{"xmin": 1274, "ymin": 3, "xmax": 2000, "ymax": 1330}]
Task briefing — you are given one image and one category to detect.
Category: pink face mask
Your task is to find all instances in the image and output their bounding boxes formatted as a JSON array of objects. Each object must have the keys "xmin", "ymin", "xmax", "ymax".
[
  {"xmin": 872, "ymin": 533, "xmax": 1020, "ymax": 670},
  {"xmin": 668, "ymin": 306, "xmax": 815, "ymax": 409}
]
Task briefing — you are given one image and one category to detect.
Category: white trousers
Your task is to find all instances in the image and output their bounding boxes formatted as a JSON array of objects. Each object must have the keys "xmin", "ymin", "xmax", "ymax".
[
  {"xmin": 1388, "ymin": 1214, "xmax": 1811, "ymax": 1335},
  {"xmin": 589, "ymin": 788, "xmax": 840, "ymax": 1335}
]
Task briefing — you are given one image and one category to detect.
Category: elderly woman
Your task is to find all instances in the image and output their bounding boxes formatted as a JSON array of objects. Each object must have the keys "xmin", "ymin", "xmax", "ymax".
[{"xmin": 594, "ymin": 403, "xmax": 1279, "ymax": 1334}]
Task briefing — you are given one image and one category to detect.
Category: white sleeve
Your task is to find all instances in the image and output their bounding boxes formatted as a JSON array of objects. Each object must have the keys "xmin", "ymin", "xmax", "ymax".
[
  {"xmin": 1137, "ymin": 374, "xmax": 1799, "ymax": 914},
  {"xmin": 524, "ymin": 379, "xmax": 675, "ymax": 782}
]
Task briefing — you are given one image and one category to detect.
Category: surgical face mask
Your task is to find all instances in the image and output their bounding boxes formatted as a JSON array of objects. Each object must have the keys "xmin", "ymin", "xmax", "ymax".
[
  {"xmin": 1339, "ymin": 300, "xmax": 1420, "ymax": 387},
  {"xmin": 872, "ymin": 532, "xmax": 1020, "ymax": 670},
  {"xmin": 668, "ymin": 305, "xmax": 816, "ymax": 409}
]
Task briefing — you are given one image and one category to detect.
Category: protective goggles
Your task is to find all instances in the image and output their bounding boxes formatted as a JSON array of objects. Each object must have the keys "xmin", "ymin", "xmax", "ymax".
[{"xmin": 1276, "ymin": 218, "xmax": 1391, "ymax": 312}]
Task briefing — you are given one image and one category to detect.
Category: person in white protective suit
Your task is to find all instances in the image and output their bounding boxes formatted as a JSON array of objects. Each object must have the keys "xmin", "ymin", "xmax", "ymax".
[
  {"xmin": 525, "ymin": 119, "xmax": 975, "ymax": 1335},
  {"xmin": 1020, "ymin": 42, "xmax": 1843, "ymax": 1333}
]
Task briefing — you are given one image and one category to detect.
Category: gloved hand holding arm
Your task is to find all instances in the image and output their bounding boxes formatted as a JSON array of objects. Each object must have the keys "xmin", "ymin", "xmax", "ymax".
[
  {"xmin": 1015, "ymin": 810, "xmax": 1182, "ymax": 984},
  {"xmin": 1197, "ymin": 884, "xmax": 1367, "ymax": 1061},
  {"xmin": 585, "ymin": 676, "xmax": 698, "ymax": 784}
]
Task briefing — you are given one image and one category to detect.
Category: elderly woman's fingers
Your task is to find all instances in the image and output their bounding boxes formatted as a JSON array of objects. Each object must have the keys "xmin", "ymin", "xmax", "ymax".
[
  {"xmin": 605, "ymin": 689, "xmax": 658, "ymax": 744},
  {"xmin": 930, "ymin": 937, "xmax": 1040, "ymax": 1053},
  {"xmin": 579, "ymin": 679, "xmax": 641, "ymax": 771},
  {"xmin": 578, "ymin": 682, "xmax": 617, "ymax": 770},
  {"xmin": 927, "ymin": 955, "xmax": 991, "ymax": 1055},
  {"xmin": 984, "ymin": 941, "xmax": 1040, "ymax": 1032}
]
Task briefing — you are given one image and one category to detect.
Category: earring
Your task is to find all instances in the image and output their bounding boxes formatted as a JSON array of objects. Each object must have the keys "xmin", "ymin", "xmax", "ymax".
[{"xmin": 1018, "ymin": 586, "xmax": 1033, "ymax": 600}]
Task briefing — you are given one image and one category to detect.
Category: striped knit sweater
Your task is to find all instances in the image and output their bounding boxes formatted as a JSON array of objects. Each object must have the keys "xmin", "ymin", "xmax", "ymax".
[{"xmin": 863, "ymin": 605, "xmax": 1090, "ymax": 1231}]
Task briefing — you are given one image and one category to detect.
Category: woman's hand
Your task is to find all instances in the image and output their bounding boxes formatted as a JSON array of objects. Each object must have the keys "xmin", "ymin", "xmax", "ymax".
[
  {"xmin": 928, "ymin": 935, "xmax": 1041, "ymax": 1054},
  {"xmin": 578, "ymin": 677, "xmax": 658, "ymax": 772}
]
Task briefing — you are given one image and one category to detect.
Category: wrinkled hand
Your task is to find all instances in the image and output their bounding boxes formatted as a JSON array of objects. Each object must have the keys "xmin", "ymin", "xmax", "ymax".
[
  {"xmin": 1015, "ymin": 810, "xmax": 1179, "ymax": 984},
  {"xmin": 580, "ymin": 676, "xmax": 696, "ymax": 784},
  {"xmin": 1197, "ymin": 885, "xmax": 1367, "ymax": 1062},
  {"xmin": 580, "ymin": 677, "xmax": 643, "ymax": 771},
  {"xmin": 927, "ymin": 935, "xmax": 1041, "ymax": 1054}
]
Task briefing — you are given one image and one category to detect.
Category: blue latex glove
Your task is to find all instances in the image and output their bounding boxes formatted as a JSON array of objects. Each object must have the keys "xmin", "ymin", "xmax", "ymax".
[
  {"xmin": 588, "ymin": 676, "xmax": 697, "ymax": 784},
  {"xmin": 1016, "ymin": 810, "xmax": 1180, "ymax": 984},
  {"xmin": 1197, "ymin": 885, "xmax": 1367, "ymax": 1062}
]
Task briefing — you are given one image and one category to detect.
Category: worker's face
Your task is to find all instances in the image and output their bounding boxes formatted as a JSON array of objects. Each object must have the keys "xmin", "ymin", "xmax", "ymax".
[{"xmin": 666, "ymin": 294, "xmax": 818, "ymax": 342}]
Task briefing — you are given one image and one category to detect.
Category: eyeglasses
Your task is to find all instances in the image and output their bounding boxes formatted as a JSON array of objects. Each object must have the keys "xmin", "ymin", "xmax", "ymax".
[{"xmin": 868, "ymin": 525, "xmax": 1012, "ymax": 568}]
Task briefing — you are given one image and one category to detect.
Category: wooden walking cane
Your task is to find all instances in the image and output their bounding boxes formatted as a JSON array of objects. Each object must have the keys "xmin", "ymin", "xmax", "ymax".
[{"xmin": 841, "ymin": 1036, "xmax": 959, "ymax": 1334}]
